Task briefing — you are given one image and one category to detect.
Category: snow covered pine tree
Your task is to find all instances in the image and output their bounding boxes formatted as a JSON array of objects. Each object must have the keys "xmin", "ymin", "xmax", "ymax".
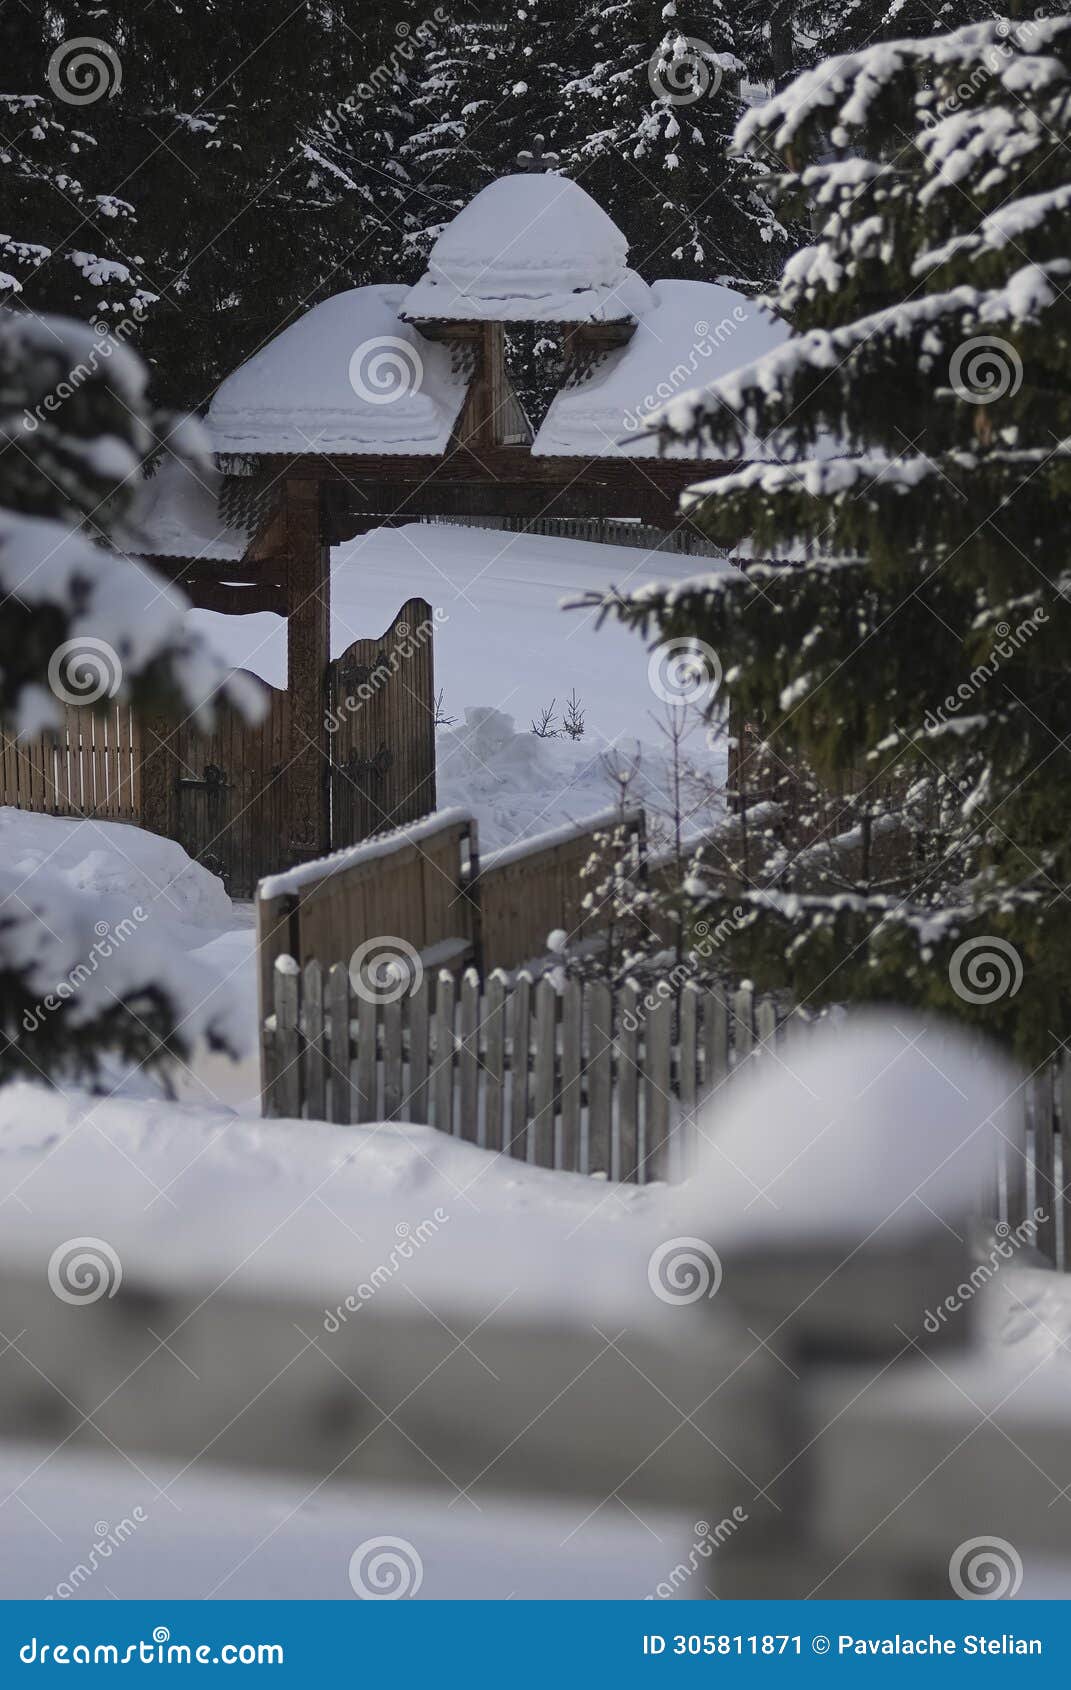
[
  {"xmin": 0, "ymin": 312, "xmax": 258, "ymax": 1083},
  {"xmin": 560, "ymin": 0, "xmax": 786, "ymax": 285},
  {"xmin": 593, "ymin": 18, "xmax": 1071, "ymax": 1058}
]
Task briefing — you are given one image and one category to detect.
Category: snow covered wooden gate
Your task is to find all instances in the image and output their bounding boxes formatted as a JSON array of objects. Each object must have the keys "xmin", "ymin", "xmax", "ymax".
[{"xmin": 326, "ymin": 597, "xmax": 437, "ymax": 847}]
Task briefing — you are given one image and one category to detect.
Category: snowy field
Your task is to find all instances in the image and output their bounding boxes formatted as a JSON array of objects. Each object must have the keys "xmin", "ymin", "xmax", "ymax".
[{"xmin": 189, "ymin": 520, "xmax": 730, "ymax": 760}]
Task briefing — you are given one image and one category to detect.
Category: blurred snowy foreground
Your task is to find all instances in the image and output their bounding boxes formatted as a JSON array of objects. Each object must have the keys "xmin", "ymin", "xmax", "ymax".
[{"xmin": 0, "ymin": 804, "xmax": 1070, "ymax": 1597}]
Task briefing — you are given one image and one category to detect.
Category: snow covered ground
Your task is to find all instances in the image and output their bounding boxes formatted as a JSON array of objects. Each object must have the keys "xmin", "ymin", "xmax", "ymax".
[
  {"xmin": 1, "ymin": 1018, "xmax": 1070, "ymax": 1597},
  {"xmin": 188, "ymin": 521, "xmax": 731, "ymax": 755}
]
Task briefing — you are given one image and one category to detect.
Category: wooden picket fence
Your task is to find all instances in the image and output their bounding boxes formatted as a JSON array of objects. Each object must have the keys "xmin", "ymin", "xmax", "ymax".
[
  {"xmin": 262, "ymin": 963, "xmax": 784, "ymax": 1184},
  {"xmin": 0, "ymin": 700, "xmax": 141, "ymax": 822},
  {"xmin": 260, "ymin": 940, "xmax": 1071, "ymax": 1249},
  {"xmin": 990, "ymin": 1061, "xmax": 1071, "ymax": 1271}
]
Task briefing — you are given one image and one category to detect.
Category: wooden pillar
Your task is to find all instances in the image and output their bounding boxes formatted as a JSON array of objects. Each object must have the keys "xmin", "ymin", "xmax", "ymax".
[{"xmin": 284, "ymin": 476, "xmax": 331, "ymax": 867}]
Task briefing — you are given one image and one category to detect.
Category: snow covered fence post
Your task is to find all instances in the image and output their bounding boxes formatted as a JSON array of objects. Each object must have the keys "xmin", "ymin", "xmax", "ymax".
[{"xmin": 684, "ymin": 1013, "xmax": 1017, "ymax": 1597}]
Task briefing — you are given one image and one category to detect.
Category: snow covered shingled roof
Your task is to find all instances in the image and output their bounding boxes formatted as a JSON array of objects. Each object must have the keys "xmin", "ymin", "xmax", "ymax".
[
  {"xmin": 400, "ymin": 175, "xmax": 649, "ymax": 324},
  {"xmin": 207, "ymin": 284, "xmax": 469, "ymax": 457},
  {"xmin": 124, "ymin": 452, "xmax": 247, "ymax": 563},
  {"xmin": 532, "ymin": 281, "xmax": 790, "ymax": 458}
]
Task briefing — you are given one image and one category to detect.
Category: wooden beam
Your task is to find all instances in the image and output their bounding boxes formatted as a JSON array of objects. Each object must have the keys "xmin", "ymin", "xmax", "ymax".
[
  {"xmin": 184, "ymin": 580, "xmax": 287, "ymax": 617},
  {"xmin": 283, "ymin": 477, "xmax": 330, "ymax": 866}
]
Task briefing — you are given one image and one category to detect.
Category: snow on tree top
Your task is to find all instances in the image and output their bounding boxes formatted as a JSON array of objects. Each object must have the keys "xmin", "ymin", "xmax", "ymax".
[
  {"xmin": 532, "ymin": 281, "xmax": 789, "ymax": 458},
  {"xmin": 400, "ymin": 175, "xmax": 644, "ymax": 324},
  {"xmin": 207, "ymin": 285, "xmax": 469, "ymax": 457}
]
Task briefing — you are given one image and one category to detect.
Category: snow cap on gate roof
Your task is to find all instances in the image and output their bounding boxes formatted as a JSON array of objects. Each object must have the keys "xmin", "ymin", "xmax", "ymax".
[
  {"xmin": 400, "ymin": 175, "xmax": 651, "ymax": 325},
  {"xmin": 205, "ymin": 284, "xmax": 470, "ymax": 457}
]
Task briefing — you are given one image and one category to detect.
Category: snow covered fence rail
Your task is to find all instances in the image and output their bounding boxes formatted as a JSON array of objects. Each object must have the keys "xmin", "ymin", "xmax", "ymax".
[
  {"xmin": 262, "ymin": 964, "xmax": 787, "ymax": 1184},
  {"xmin": 255, "ymin": 807, "xmax": 647, "ymax": 1043}
]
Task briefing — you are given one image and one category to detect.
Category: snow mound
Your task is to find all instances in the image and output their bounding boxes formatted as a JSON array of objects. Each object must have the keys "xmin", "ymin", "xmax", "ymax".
[
  {"xmin": 533, "ymin": 280, "xmax": 790, "ymax": 458},
  {"xmin": 690, "ymin": 1010, "xmax": 1016, "ymax": 1246},
  {"xmin": 0, "ymin": 808, "xmax": 249, "ymax": 1065},
  {"xmin": 0, "ymin": 807, "xmax": 233, "ymax": 931},
  {"xmin": 401, "ymin": 175, "xmax": 647, "ymax": 323},
  {"xmin": 0, "ymin": 1082, "xmax": 666, "ymax": 1318},
  {"xmin": 207, "ymin": 284, "xmax": 469, "ymax": 456},
  {"xmin": 435, "ymin": 706, "xmax": 721, "ymax": 854}
]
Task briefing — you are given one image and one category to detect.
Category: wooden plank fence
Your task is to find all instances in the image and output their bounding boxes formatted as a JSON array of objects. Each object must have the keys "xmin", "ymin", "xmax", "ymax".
[
  {"xmin": 0, "ymin": 701, "xmax": 141, "ymax": 822},
  {"xmin": 475, "ymin": 808, "xmax": 646, "ymax": 972},
  {"xmin": 262, "ymin": 962, "xmax": 785, "ymax": 1185},
  {"xmin": 255, "ymin": 806, "xmax": 648, "ymax": 1024}
]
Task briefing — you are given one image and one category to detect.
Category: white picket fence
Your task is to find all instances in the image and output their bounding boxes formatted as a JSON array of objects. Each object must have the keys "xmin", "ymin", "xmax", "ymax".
[{"xmin": 262, "ymin": 961, "xmax": 785, "ymax": 1184}]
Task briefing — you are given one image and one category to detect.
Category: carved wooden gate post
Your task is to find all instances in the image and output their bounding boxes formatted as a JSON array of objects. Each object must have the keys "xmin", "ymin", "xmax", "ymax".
[{"xmin": 283, "ymin": 476, "xmax": 331, "ymax": 867}]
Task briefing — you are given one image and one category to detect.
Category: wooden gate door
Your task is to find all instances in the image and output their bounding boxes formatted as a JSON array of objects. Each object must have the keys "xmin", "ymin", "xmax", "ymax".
[
  {"xmin": 168, "ymin": 677, "xmax": 290, "ymax": 900},
  {"xmin": 328, "ymin": 597, "xmax": 437, "ymax": 848}
]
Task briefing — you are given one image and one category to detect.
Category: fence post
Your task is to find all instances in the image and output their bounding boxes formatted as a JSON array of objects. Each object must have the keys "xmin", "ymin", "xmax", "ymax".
[
  {"xmin": 272, "ymin": 956, "xmax": 302, "ymax": 1120},
  {"xmin": 508, "ymin": 973, "xmax": 531, "ymax": 1158},
  {"xmin": 356, "ymin": 991, "xmax": 377, "ymax": 1123},
  {"xmin": 586, "ymin": 981, "xmax": 612, "ymax": 1177},
  {"xmin": 302, "ymin": 961, "xmax": 326, "ymax": 1122},
  {"xmin": 616, "ymin": 982, "xmax": 640, "ymax": 1183},
  {"xmin": 484, "ymin": 971, "xmax": 507, "ymax": 1152},
  {"xmin": 531, "ymin": 977, "xmax": 557, "ymax": 1166},
  {"xmin": 407, "ymin": 974, "xmax": 430, "ymax": 1126},
  {"xmin": 383, "ymin": 997, "xmax": 404, "ymax": 1121},
  {"xmin": 645, "ymin": 995, "xmax": 672, "ymax": 1183},
  {"xmin": 678, "ymin": 982, "xmax": 700, "ymax": 1180},
  {"xmin": 327, "ymin": 961, "xmax": 355, "ymax": 1124},
  {"xmin": 459, "ymin": 969, "xmax": 480, "ymax": 1142},
  {"xmin": 434, "ymin": 970, "xmax": 456, "ymax": 1136}
]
